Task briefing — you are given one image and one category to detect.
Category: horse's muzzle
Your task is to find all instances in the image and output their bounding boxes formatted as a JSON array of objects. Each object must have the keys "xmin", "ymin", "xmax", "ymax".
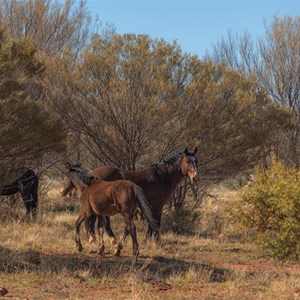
[{"xmin": 193, "ymin": 174, "xmax": 200, "ymax": 183}]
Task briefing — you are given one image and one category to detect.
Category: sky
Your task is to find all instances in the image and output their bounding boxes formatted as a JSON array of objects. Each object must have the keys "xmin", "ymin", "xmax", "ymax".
[{"xmin": 84, "ymin": 0, "xmax": 300, "ymax": 58}]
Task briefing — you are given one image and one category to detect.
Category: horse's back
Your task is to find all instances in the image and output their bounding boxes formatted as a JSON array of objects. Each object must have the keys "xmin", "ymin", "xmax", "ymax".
[
  {"xmin": 84, "ymin": 179, "xmax": 135, "ymax": 216},
  {"xmin": 0, "ymin": 184, "xmax": 19, "ymax": 195},
  {"xmin": 91, "ymin": 166, "xmax": 164, "ymax": 205},
  {"xmin": 89, "ymin": 179, "xmax": 136, "ymax": 196},
  {"xmin": 91, "ymin": 166, "xmax": 123, "ymax": 181},
  {"xmin": 0, "ymin": 167, "xmax": 37, "ymax": 195}
]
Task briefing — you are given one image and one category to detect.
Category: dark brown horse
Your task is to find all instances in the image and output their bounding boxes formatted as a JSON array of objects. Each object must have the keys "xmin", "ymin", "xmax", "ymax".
[
  {"xmin": 0, "ymin": 168, "xmax": 39, "ymax": 221},
  {"xmin": 61, "ymin": 148, "xmax": 199, "ymax": 242},
  {"xmin": 62, "ymin": 163, "xmax": 158, "ymax": 258}
]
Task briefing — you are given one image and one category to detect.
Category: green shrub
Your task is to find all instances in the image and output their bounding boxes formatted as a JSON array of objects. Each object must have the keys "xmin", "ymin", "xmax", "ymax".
[{"xmin": 238, "ymin": 160, "xmax": 300, "ymax": 260}]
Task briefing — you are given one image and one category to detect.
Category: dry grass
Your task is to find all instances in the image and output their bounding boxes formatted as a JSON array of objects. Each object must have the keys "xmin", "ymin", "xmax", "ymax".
[{"xmin": 0, "ymin": 185, "xmax": 299, "ymax": 299}]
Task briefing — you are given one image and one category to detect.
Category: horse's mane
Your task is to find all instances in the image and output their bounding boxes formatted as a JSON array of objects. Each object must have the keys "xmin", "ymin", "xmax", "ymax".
[
  {"xmin": 151, "ymin": 150, "xmax": 197, "ymax": 180},
  {"xmin": 152, "ymin": 152, "xmax": 184, "ymax": 179},
  {"xmin": 70, "ymin": 165, "xmax": 97, "ymax": 186}
]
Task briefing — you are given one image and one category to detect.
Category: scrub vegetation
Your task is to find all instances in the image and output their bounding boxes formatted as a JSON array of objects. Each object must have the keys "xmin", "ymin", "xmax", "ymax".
[{"xmin": 0, "ymin": 1, "xmax": 299, "ymax": 298}]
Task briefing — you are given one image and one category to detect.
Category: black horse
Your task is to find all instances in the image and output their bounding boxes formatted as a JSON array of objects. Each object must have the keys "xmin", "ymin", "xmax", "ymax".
[{"xmin": 0, "ymin": 168, "xmax": 39, "ymax": 221}]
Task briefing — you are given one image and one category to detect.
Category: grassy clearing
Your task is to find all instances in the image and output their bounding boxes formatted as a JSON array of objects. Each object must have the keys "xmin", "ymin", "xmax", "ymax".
[{"xmin": 0, "ymin": 186, "xmax": 299, "ymax": 299}]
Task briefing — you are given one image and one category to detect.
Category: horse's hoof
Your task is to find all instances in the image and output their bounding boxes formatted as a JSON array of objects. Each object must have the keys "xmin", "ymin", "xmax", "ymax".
[
  {"xmin": 77, "ymin": 244, "xmax": 83, "ymax": 252},
  {"xmin": 110, "ymin": 237, "xmax": 117, "ymax": 245},
  {"xmin": 98, "ymin": 246, "xmax": 105, "ymax": 256},
  {"xmin": 88, "ymin": 235, "xmax": 96, "ymax": 244},
  {"xmin": 133, "ymin": 250, "xmax": 139, "ymax": 259},
  {"xmin": 114, "ymin": 250, "xmax": 121, "ymax": 257}
]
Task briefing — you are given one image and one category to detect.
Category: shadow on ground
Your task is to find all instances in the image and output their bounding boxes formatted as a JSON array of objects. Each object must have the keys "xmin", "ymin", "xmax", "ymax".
[{"xmin": 0, "ymin": 246, "xmax": 229, "ymax": 283}]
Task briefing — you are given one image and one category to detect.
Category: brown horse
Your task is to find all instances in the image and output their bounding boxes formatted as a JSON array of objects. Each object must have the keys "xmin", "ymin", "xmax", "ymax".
[
  {"xmin": 62, "ymin": 163, "xmax": 158, "ymax": 258},
  {"xmin": 61, "ymin": 148, "xmax": 199, "ymax": 242}
]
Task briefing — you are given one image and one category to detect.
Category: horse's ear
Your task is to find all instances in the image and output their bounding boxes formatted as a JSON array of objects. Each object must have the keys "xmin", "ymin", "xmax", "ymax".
[
  {"xmin": 193, "ymin": 147, "xmax": 198, "ymax": 155},
  {"xmin": 64, "ymin": 161, "xmax": 71, "ymax": 171},
  {"xmin": 184, "ymin": 147, "xmax": 189, "ymax": 155}
]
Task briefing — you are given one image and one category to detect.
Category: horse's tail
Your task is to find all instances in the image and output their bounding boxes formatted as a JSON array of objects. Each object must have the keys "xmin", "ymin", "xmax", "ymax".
[
  {"xmin": 31, "ymin": 174, "xmax": 39, "ymax": 209},
  {"xmin": 134, "ymin": 186, "xmax": 159, "ymax": 233}
]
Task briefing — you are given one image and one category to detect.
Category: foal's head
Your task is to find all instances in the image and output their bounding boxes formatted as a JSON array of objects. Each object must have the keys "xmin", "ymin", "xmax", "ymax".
[
  {"xmin": 179, "ymin": 147, "xmax": 199, "ymax": 183},
  {"xmin": 60, "ymin": 162, "xmax": 100, "ymax": 196}
]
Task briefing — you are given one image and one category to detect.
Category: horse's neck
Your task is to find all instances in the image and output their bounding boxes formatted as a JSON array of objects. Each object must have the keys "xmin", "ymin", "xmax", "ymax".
[
  {"xmin": 73, "ymin": 180, "xmax": 87, "ymax": 194},
  {"xmin": 122, "ymin": 168, "xmax": 155, "ymax": 183},
  {"xmin": 125, "ymin": 165, "xmax": 184, "ymax": 190},
  {"xmin": 161, "ymin": 166, "xmax": 184, "ymax": 190}
]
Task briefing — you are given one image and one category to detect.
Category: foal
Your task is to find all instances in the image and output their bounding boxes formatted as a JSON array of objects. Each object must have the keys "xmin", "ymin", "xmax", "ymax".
[{"xmin": 63, "ymin": 163, "xmax": 158, "ymax": 258}]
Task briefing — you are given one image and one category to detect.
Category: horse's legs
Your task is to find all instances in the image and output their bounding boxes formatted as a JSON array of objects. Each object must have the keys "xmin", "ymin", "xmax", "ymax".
[
  {"xmin": 104, "ymin": 216, "xmax": 117, "ymax": 245},
  {"xmin": 115, "ymin": 215, "xmax": 139, "ymax": 258},
  {"xmin": 29, "ymin": 191, "xmax": 38, "ymax": 221},
  {"xmin": 97, "ymin": 216, "xmax": 105, "ymax": 255},
  {"xmin": 30, "ymin": 178, "xmax": 38, "ymax": 221},
  {"xmin": 153, "ymin": 218, "xmax": 161, "ymax": 244},
  {"xmin": 21, "ymin": 193, "xmax": 31, "ymax": 223},
  {"xmin": 85, "ymin": 215, "xmax": 96, "ymax": 244},
  {"xmin": 128, "ymin": 220, "xmax": 139, "ymax": 258},
  {"xmin": 146, "ymin": 213, "xmax": 161, "ymax": 243},
  {"xmin": 19, "ymin": 181, "xmax": 31, "ymax": 222},
  {"xmin": 31, "ymin": 201, "xmax": 38, "ymax": 220},
  {"xmin": 75, "ymin": 213, "xmax": 88, "ymax": 252},
  {"xmin": 114, "ymin": 217, "xmax": 130, "ymax": 257},
  {"xmin": 114, "ymin": 227, "xmax": 129, "ymax": 257}
]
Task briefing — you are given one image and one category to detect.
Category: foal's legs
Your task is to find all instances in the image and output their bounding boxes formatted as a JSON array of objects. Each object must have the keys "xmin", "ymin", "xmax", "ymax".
[
  {"xmin": 85, "ymin": 215, "xmax": 117, "ymax": 245},
  {"xmin": 75, "ymin": 213, "xmax": 88, "ymax": 252},
  {"xmin": 104, "ymin": 216, "xmax": 117, "ymax": 245},
  {"xmin": 114, "ymin": 215, "xmax": 139, "ymax": 258},
  {"xmin": 114, "ymin": 227, "xmax": 128, "ymax": 257},
  {"xmin": 85, "ymin": 215, "xmax": 96, "ymax": 244}
]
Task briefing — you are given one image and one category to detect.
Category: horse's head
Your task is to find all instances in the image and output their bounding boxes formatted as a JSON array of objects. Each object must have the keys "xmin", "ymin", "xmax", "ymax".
[
  {"xmin": 180, "ymin": 147, "xmax": 199, "ymax": 183},
  {"xmin": 60, "ymin": 162, "xmax": 99, "ymax": 196},
  {"xmin": 60, "ymin": 174, "xmax": 75, "ymax": 197}
]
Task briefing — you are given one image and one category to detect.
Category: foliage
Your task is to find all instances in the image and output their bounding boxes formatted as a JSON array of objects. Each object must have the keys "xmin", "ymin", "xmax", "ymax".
[
  {"xmin": 185, "ymin": 60, "xmax": 289, "ymax": 184},
  {"xmin": 0, "ymin": 0, "xmax": 98, "ymax": 56},
  {"xmin": 0, "ymin": 30, "xmax": 66, "ymax": 184},
  {"xmin": 1, "ymin": 0, "xmax": 294, "ymax": 219},
  {"xmin": 162, "ymin": 207, "xmax": 200, "ymax": 235},
  {"xmin": 45, "ymin": 34, "xmax": 191, "ymax": 169},
  {"xmin": 238, "ymin": 160, "xmax": 300, "ymax": 260},
  {"xmin": 45, "ymin": 33, "xmax": 288, "ymax": 178},
  {"xmin": 208, "ymin": 16, "xmax": 300, "ymax": 168}
]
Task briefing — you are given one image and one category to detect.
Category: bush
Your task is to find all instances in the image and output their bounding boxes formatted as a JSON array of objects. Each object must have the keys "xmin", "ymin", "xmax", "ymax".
[
  {"xmin": 238, "ymin": 160, "xmax": 300, "ymax": 260},
  {"xmin": 162, "ymin": 208, "xmax": 200, "ymax": 235}
]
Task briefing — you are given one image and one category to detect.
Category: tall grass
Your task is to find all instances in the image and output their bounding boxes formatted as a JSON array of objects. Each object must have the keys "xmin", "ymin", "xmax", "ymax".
[{"xmin": 0, "ymin": 183, "xmax": 299, "ymax": 299}]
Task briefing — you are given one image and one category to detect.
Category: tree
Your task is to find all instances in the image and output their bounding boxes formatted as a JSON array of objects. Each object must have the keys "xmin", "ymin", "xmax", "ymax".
[
  {"xmin": 0, "ymin": 0, "xmax": 102, "ymax": 180},
  {"xmin": 45, "ymin": 32, "xmax": 287, "ymax": 178},
  {"xmin": 207, "ymin": 16, "xmax": 300, "ymax": 168},
  {"xmin": 187, "ymin": 60, "xmax": 287, "ymax": 183},
  {"xmin": 0, "ymin": 31, "xmax": 66, "ymax": 185},
  {"xmin": 259, "ymin": 17, "xmax": 300, "ymax": 167},
  {"xmin": 45, "ymin": 34, "xmax": 191, "ymax": 170},
  {"xmin": 0, "ymin": 0, "xmax": 97, "ymax": 56},
  {"xmin": 206, "ymin": 29, "xmax": 260, "ymax": 76}
]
